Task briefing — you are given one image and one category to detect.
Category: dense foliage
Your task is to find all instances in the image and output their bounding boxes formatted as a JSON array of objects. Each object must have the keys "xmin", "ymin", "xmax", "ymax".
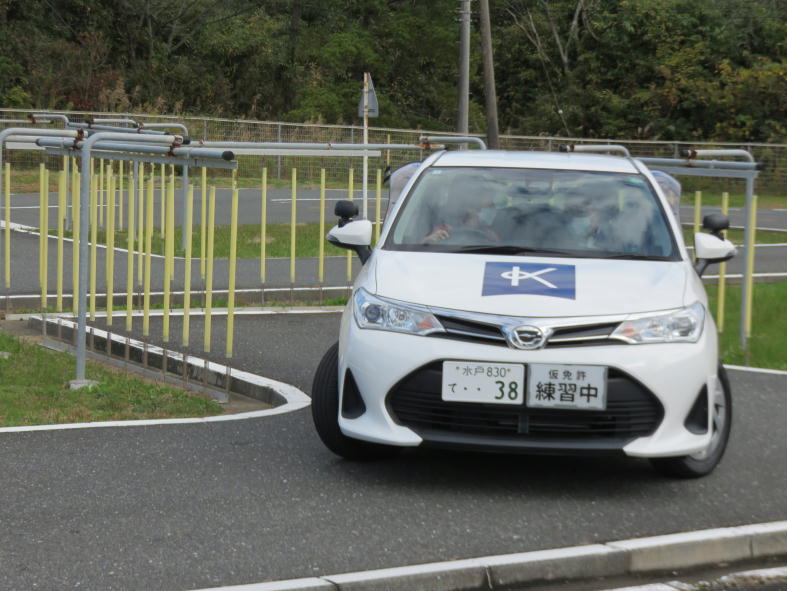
[{"xmin": 0, "ymin": 0, "xmax": 784, "ymax": 141}]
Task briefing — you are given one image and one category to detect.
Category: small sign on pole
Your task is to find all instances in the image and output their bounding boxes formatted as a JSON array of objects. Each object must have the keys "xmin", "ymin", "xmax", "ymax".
[
  {"xmin": 357, "ymin": 75, "xmax": 379, "ymax": 118},
  {"xmin": 358, "ymin": 73, "xmax": 379, "ymax": 218}
]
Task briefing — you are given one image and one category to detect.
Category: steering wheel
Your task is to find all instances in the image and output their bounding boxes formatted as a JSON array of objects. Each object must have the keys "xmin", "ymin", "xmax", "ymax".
[{"xmin": 444, "ymin": 226, "xmax": 495, "ymax": 243}]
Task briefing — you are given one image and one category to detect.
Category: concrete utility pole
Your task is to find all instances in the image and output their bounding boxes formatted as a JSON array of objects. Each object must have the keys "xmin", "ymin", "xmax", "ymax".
[
  {"xmin": 457, "ymin": 0, "xmax": 471, "ymax": 135},
  {"xmin": 479, "ymin": 0, "xmax": 500, "ymax": 149}
]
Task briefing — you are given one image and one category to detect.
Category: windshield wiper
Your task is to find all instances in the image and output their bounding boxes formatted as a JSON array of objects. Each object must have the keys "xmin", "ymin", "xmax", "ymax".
[
  {"xmin": 597, "ymin": 253, "xmax": 672, "ymax": 261},
  {"xmin": 450, "ymin": 245, "xmax": 592, "ymax": 257}
]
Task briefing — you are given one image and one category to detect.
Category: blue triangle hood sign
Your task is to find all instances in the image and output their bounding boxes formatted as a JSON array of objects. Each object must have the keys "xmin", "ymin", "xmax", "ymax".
[{"xmin": 358, "ymin": 74, "xmax": 379, "ymax": 118}]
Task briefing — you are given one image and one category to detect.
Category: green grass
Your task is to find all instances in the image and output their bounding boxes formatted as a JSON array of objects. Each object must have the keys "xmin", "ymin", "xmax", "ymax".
[
  {"xmin": 681, "ymin": 191, "xmax": 785, "ymax": 210},
  {"xmin": 54, "ymin": 222, "xmax": 351, "ymax": 259},
  {"xmin": 706, "ymin": 280, "xmax": 787, "ymax": 370},
  {"xmin": 0, "ymin": 329, "xmax": 223, "ymax": 427},
  {"xmin": 52, "ymin": 224, "xmax": 785, "ymax": 260},
  {"xmin": 683, "ymin": 227, "xmax": 786, "ymax": 245}
]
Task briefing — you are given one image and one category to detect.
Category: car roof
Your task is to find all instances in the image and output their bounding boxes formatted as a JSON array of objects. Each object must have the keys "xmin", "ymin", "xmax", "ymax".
[{"xmin": 430, "ymin": 150, "xmax": 641, "ymax": 174}]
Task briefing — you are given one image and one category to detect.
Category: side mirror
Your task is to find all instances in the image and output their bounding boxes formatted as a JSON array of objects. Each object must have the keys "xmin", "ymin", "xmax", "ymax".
[
  {"xmin": 335, "ymin": 200, "xmax": 359, "ymax": 227},
  {"xmin": 694, "ymin": 232, "xmax": 736, "ymax": 276},
  {"xmin": 327, "ymin": 219, "xmax": 373, "ymax": 264},
  {"xmin": 702, "ymin": 213, "xmax": 730, "ymax": 239}
]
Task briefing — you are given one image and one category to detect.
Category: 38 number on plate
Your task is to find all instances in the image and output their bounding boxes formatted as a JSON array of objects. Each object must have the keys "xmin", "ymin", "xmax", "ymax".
[{"xmin": 442, "ymin": 361, "xmax": 525, "ymax": 405}]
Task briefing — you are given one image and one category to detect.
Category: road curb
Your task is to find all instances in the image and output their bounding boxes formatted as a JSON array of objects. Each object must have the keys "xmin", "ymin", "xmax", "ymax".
[{"xmin": 191, "ymin": 521, "xmax": 787, "ymax": 591}]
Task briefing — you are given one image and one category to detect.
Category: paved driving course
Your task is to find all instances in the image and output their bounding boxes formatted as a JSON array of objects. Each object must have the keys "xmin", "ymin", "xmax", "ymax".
[{"xmin": 1, "ymin": 312, "xmax": 785, "ymax": 591}]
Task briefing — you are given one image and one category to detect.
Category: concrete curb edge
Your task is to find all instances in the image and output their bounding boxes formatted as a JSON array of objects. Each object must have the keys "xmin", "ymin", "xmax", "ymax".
[{"xmin": 191, "ymin": 520, "xmax": 787, "ymax": 591}]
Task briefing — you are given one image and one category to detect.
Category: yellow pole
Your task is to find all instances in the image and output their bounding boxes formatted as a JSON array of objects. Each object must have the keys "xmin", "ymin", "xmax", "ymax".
[
  {"xmin": 290, "ymin": 168, "xmax": 297, "ymax": 284},
  {"xmin": 125, "ymin": 171, "xmax": 135, "ymax": 331},
  {"xmin": 90, "ymin": 164, "xmax": 98, "ymax": 321},
  {"xmin": 744, "ymin": 194, "xmax": 758, "ymax": 338},
  {"xmin": 375, "ymin": 168, "xmax": 382, "ymax": 243},
  {"xmin": 693, "ymin": 191, "xmax": 702, "ymax": 236},
  {"xmin": 318, "ymin": 168, "xmax": 325, "ymax": 283},
  {"xmin": 118, "ymin": 160, "xmax": 124, "ymax": 231},
  {"xmin": 160, "ymin": 163, "xmax": 165, "ymax": 238},
  {"xmin": 168, "ymin": 165, "xmax": 175, "ymax": 280},
  {"xmin": 226, "ymin": 185, "xmax": 239, "ymax": 358},
  {"xmin": 106, "ymin": 172, "xmax": 116, "ymax": 325},
  {"xmin": 346, "ymin": 168, "xmax": 353, "ymax": 282},
  {"xmin": 204, "ymin": 187, "xmax": 216, "ymax": 353},
  {"xmin": 163, "ymin": 168, "xmax": 174, "ymax": 342},
  {"xmin": 3, "ymin": 163, "xmax": 10, "ymax": 288},
  {"xmin": 98, "ymin": 159, "xmax": 104, "ymax": 228},
  {"xmin": 386, "ymin": 134, "xmax": 391, "ymax": 166},
  {"xmin": 57, "ymin": 170, "xmax": 65, "ymax": 312},
  {"xmin": 137, "ymin": 163, "xmax": 145, "ymax": 284},
  {"xmin": 38, "ymin": 164, "xmax": 44, "ymax": 290},
  {"xmin": 260, "ymin": 167, "xmax": 267, "ymax": 282},
  {"xmin": 41, "ymin": 168, "xmax": 49, "ymax": 309},
  {"xmin": 143, "ymin": 173, "xmax": 154, "ymax": 336},
  {"xmin": 717, "ymin": 192, "xmax": 729, "ymax": 332},
  {"xmin": 200, "ymin": 167, "xmax": 207, "ymax": 279},
  {"xmin": 182, "ymin": 184, "xmax": 194, "ymax": 347},
  {"xmin": 71, "ymin": 163, "xmax": 80, "ymax": 314}
]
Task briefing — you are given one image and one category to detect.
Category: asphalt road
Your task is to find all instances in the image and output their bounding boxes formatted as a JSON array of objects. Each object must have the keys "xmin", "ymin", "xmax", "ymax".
[{"xmin": 1, "ymin": 312, "xmax": 785, "ymax": 591}]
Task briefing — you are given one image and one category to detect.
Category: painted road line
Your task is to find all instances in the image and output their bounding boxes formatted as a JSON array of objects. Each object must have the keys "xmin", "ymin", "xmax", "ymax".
[
  {"xmin": 725, "ymin": 364, "xmax": 787, "ymax": 377},
  {"xmin": 0, "ymin": 219, "xmax": 351, "ymax": 261},
  {"xmin": 8, "ymin": 307, "xmax": 343, "ymax": 321},
  {"xmin": 188, "ymin": 521, "xmax": 787, "ymax": 591},
  {"xmin": 2, "ymin": 285, "xmax": 352, "ymax": 301},
  {"xmin": 704, "ymin": 272, "xmax": 787, "ymax": 279}
]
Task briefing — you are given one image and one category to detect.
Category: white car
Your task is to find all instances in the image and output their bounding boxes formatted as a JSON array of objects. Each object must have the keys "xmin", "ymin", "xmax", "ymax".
[{"xmin": 312, "ymin": 150, "xmax": 737, "ymax": 478}]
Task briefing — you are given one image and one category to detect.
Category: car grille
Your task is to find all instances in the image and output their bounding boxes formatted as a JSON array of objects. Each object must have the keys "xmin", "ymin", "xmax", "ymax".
[
  {"xmin": 432, "ymin": 315, "xmax": 620, "ymax": 348},
  {"xmin": 387, "ymin": 362, "xmax": 663, "ymax": 443}
]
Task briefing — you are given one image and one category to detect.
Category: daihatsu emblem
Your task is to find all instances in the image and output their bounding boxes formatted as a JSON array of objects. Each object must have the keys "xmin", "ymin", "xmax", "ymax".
[{"xmin": 505, "ymin": 325, "xmax": 548, "ymax": 350}]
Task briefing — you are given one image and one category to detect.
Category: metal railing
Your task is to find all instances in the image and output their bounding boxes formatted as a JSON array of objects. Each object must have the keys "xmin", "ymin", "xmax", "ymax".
[
  {"xmin": 0, "ymin": 111, "xmax": 779, "ymax": 386},
  {"xmin": 3, "ymin": 108, "xmax": 785, "ymax": 193}
]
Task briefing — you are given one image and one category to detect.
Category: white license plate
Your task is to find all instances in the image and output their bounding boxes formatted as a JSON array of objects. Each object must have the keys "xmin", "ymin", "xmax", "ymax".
[
  {"xmin": 527, "ymin": 364, "xmax": 607, "ymax": 410},
  {"xmin": 442, "ymin": 361, "xmax": 525, "ymax": 405}
]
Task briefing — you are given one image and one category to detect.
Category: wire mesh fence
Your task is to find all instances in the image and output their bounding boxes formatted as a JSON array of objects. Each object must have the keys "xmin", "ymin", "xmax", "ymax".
[{"xmin": 3, "ymin": 108, "xmax": 786, "ymax": 194}]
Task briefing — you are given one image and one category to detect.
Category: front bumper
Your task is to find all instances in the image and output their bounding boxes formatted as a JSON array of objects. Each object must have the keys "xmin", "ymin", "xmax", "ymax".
[{"xmin": 337, "ymin": 314, "xmax": 719, "ymax": 458}]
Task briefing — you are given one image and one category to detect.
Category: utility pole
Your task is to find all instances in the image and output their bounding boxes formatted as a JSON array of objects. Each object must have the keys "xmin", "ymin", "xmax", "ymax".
[
  {"xmin": 479, "ymin": 0, "xmax": 499, "ymax": 149},
  {"xmin": 457, "ymin": 0, "xmax": 471, "ymax": 135}
]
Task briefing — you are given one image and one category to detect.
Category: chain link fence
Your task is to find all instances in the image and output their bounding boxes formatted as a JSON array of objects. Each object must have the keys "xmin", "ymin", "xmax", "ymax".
[{"xmin": 2, "ymin": 108, "xmax": 785, "ymax": 195}]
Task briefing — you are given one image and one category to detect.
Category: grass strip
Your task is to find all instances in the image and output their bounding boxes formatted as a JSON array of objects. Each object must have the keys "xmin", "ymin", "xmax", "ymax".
[
  {"xmin": 48, "ymin": 225, "xmax": 786, "ymax": 260},
  {"xmin": 706, "ymin": 280, "xmax": 787, "ymax": 371},
  {"xmin": 682, "ymin": 227, "xmax": 786, "ymax": 245},
  {"xmin": 53, "ymin": 223, "xmax": 350, "ymax": 259},
  {"xmin": 0, "ymin": 328, "xmax": 222, "ymax": 427}
]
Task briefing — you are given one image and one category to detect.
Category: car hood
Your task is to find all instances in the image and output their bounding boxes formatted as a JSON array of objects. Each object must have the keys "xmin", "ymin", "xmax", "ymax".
[{"xmin": 372, "ymin": 250, "xmax": 688, "ymax": 317}]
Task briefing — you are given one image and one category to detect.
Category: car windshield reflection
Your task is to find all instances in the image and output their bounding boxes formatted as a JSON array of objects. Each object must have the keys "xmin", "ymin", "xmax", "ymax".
[{"xmin": 385, "ymin": 167, "xmax": 678, "ymax": 260}]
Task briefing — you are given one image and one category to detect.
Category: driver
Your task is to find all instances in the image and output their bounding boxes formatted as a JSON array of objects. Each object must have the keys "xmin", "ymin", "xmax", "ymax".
[{"xmin": 422, "ymin": 186, "xmax": 500, "ymax": 244}]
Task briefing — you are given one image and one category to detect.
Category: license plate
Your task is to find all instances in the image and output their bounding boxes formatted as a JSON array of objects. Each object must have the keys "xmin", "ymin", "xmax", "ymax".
[
  {"xmin": 527, "ymin": 364, "xmax": 607, "ymax": 411},
  {"xmin": 442, "ymin": 361, "xmax": 525, "ymax": 405}
]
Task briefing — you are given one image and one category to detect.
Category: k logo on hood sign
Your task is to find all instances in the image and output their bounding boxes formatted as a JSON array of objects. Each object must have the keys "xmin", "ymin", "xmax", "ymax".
[{"xmin": 482, "ymin": 262, "xmax": 576, "ymax": 299}]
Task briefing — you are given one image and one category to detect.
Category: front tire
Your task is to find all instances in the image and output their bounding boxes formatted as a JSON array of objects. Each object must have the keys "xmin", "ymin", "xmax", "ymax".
[
  {"xmin": 650, "ymin": 364, "xmax": 732, "ymax": 478},
  {"xmin": 311, "ymin": 343, "xmax": 400, "ymax": 461}
]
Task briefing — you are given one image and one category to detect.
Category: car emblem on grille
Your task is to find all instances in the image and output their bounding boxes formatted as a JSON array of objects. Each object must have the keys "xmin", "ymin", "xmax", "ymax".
[{"xmin": 504, "ymin": 325, "xmax": 549, "ymax": 350}]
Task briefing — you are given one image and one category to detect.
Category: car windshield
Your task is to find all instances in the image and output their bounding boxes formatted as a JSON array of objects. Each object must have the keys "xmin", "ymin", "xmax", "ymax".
[{"xmin": 385, "ymin": 166, "xmax": 677, "ymax": 259}]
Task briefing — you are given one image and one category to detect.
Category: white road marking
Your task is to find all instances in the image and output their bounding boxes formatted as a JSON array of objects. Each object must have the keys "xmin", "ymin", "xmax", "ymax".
[
  {"xmin": 0, "ymin": 316, "xmax": 312, "ymax": 434},
  {"xmin": 725, "ymin": 364, "xmax": 787, "ymax": 376}
]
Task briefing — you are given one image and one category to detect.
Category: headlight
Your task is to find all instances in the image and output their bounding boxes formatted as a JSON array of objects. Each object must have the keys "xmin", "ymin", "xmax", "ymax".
[
  {"xmin": 353, "ymin": 288, "xmax": 444, "ymax": 335},
  {"xmin": 611, "ymin": 302, "xmax": 705, "ymax": 344}
]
